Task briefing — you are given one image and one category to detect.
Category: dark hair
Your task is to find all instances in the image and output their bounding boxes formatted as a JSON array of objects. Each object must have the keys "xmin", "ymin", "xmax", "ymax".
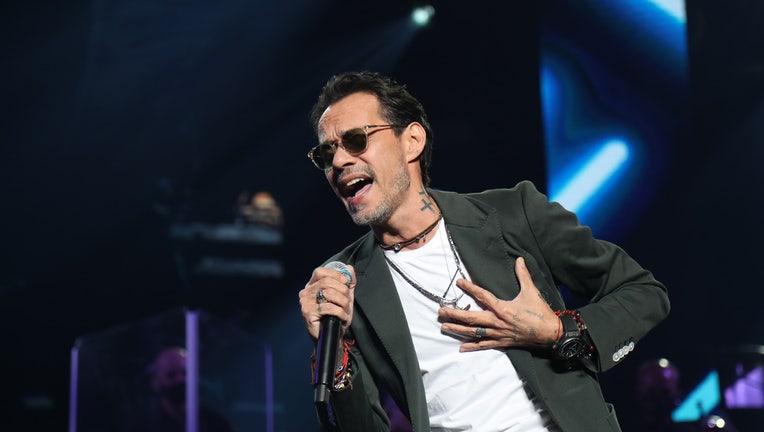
[{"xmin": 310, "ymin": 71, "xmax": 434, "ymax": 186}]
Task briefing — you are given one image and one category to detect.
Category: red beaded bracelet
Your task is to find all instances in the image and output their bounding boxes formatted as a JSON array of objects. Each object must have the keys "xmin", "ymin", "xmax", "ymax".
[{"xmin": 555, "ymin": 309, "xmax": 586, "ymax": 330}]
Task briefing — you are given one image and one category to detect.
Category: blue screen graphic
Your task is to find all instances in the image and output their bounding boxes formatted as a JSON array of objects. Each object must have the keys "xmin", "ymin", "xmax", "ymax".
[{"xmin": 540, "ymin": 0, "xmax": 687, "ymax": 237}]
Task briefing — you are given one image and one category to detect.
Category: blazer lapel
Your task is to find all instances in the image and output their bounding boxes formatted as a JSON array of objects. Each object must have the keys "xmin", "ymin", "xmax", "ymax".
[
  {"xmin": 430, "ymin": 189, "xmax": 521, "ymax": 300},
  {"xmin": 352, "ymin": 236, "xmax": 420, "ymax": 373}
]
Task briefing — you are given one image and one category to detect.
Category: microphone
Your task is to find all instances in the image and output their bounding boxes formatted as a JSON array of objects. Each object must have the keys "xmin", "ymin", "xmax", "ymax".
[{"xmin": 314, "ymin": 261, "xmax": 352, "ymax": 405}]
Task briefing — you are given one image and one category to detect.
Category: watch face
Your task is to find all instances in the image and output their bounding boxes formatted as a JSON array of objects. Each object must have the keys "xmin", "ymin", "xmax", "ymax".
[{"xmin": 558, "ymin": 338, "xmax": 586, "ymax": 359}]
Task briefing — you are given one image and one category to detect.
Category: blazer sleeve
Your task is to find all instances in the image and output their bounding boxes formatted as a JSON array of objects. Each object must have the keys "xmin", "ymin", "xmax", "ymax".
[{"xmin": 516, "ymin": 181, "xmax": 670, "ymax": 372}]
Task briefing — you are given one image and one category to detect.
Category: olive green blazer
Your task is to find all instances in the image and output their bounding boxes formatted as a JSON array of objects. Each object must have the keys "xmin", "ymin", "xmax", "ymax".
[{"xmin": 321, "ymin": 181, "xmax": 670, "ymax": 432}]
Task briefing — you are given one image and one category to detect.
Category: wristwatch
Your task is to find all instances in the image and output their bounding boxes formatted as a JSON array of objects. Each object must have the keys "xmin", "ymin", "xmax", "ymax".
[{"xmin": 553, "ymin": 313, "xmax": 589, "ymax": 360}]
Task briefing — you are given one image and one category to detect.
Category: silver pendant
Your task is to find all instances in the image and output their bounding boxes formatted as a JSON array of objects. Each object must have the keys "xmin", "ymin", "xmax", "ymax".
[{"xmin": 439, "ymin": 298, "xmax": 470, "ymax": 310}]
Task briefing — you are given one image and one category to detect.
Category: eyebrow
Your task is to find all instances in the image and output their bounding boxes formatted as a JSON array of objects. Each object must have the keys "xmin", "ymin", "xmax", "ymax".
[{"xmin": 319, "ymin": 126, "xmax": 363, "ymax": 146}]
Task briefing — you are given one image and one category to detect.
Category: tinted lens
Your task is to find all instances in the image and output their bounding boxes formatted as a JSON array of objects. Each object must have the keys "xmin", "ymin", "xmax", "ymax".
[
  {"xmin": 313, "ymin": 144, "xmax": 335, "ymax": 169},
  {"xmin": 341, "ymin": 128, "xmax": 368, "ymax": 154},
  {"xmin": 309, "ymin": 127, "xmax": 372, "ymax": 170}
]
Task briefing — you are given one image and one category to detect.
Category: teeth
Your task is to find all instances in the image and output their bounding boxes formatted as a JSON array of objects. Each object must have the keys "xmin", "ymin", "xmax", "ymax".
[{"xmin": 347, "ymin": 178, "xmax": 365, "ymax": 187}]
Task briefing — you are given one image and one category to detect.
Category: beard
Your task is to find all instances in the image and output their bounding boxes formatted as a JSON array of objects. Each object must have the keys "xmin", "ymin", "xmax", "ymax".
[{"xmin": 349, "ymin": 162, "xmax": 410, "ymax": 227}]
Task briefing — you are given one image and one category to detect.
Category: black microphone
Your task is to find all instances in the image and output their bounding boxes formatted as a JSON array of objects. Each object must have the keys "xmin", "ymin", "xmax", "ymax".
[{"xmin": 314, "ymin": 261, "xmax": 352, "ymax": 405}]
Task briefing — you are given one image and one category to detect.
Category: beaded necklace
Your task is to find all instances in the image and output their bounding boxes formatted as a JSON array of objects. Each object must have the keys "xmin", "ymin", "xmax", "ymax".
[{"xmin": 380, "ymin": 213, "xmax": 442, "ymax": 252}]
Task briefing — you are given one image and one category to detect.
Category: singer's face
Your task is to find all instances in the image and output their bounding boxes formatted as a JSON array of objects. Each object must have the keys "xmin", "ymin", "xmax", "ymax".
[{"xmin": 317, "ymin": 93, "xmax": 411, "ymax": 226}]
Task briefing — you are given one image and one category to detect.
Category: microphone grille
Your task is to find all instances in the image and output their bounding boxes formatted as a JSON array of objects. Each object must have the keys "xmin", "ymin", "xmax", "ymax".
[{"xmin": 324, "ymin": 261, "xmax": 352, "ymax": 285}]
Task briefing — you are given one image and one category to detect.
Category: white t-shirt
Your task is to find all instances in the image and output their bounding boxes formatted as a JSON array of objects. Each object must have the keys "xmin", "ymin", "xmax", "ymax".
[{"xmin": 383, "ymin": 219, "xmax": 559, "ymax": 431}]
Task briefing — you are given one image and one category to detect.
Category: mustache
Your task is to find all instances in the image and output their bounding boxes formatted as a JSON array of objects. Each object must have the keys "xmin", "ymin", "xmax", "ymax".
[
  {"xmin": 336, "ymin": 166, "xmax": 375, "ymax": 182},
  {"xmin": 334, "ymin": 167, "xmax": 377, "ymax": 192}
]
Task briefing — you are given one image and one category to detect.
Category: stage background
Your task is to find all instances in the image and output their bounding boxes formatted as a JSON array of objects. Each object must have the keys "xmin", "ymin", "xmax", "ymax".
[{"xmin": 1, "ymin": 0, "xmax": 762, "ymax": 430}]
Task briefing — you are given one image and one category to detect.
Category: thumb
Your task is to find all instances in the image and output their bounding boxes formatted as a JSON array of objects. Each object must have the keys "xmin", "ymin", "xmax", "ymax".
[
  {"xmin": 515, "ymin": 257, "xmax": 539, "ymax": 295},
  {"xmin": 346, "ymin": 264, "xmax": 357, "ymax": 289}
]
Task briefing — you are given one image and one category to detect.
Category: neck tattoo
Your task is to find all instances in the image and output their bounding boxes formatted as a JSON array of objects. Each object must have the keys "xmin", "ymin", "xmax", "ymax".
[{"xmin": 380, "ymin": 213, "xmax": 443, "ymax": 252}]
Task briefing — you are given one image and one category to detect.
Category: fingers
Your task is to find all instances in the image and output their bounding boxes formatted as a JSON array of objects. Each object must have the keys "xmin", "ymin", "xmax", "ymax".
[
  {"xmin": 455, "ymin": 278, "xmax": 498, "ymax": 310},
  {"xmin": 299, "ymin": 266, "xmax": 356, "ymax": 340},
  {"xmin": 316, "ymin": 264, "xmax": 357, "ymax": 288},
  {"xmin": 439, "ymin": 320, "xmax": 514, "ymax": 352},
  {"xmin": 439, "ymin": 306, "xmax": 493, "ymax": 327},
  {"xmin": 346, "ymin": 264, "xmax": 357, "ymax": 289},
  {"xmin": 439, "ymin": 256, "xmax": 553, "ymax": 351},
  {"xmin": 459, "ymin": 339, "xmax": 506, "ymax": 352},
  {"xmin": 440, "ymin": 319, "xmax": 491, "ymax": 338},
  {"xmin": 456, "ymin": 257, "xmax": 538, "ymax": 305}
]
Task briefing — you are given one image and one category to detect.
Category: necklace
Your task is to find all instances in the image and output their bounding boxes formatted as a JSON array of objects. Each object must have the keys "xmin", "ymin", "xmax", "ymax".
[
  {"xmin": 383, "ymin": 222, "xmax": 471, "ymax": 310},
  {"xmin": 380, "ymin": 213, "xmax": 443, "ymax": 252}
]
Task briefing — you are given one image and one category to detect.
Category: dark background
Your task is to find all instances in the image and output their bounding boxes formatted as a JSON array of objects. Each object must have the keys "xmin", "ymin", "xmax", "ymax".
[{"xmin": 1, "ymin": 0, "xmax": 762, "ymax": 430}]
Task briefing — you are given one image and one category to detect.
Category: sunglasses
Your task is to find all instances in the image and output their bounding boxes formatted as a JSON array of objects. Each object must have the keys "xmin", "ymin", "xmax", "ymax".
[{"xmin": 307, "ymin": 124, "xmax": 404, "ymax": 170}]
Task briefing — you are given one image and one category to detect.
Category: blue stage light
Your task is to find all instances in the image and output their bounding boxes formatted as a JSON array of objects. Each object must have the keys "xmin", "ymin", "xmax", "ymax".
[
  {"xmin": 672, "ymin": 370, "xmax": 721, "ymax": 422},
  {"xmin": 644, "ymin": 0, "xmax": 686, "ymax": 23},
  {"xmin": 550, "ymin": 139, "xmax": 630, "ymax": 214},
  {"xmin": 540, "ymin": 0, "xmax": 687, "ymax": 235}
]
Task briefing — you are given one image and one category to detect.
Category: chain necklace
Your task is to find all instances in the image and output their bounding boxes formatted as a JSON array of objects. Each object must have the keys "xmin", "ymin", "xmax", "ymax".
[
  {"xmin": 380, "ymin": 213, "xmax": 443, "ymax": 252},
  {"xmin": 383, "ymin": 222, "xmax": 471, "ymax": 310}
]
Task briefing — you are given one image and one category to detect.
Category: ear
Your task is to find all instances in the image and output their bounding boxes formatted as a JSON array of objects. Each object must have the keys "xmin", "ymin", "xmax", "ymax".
[{"xmin": 403, "ymin": 122, "xmax": 426, "ymax": 163}]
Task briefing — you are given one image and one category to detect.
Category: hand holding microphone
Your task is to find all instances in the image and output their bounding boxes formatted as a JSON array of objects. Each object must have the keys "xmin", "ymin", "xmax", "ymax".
[
  {"xmin": 298, "ymin": 261, "xmax": 355, "ymax": 404},
  {"xmin": 300, "ymin": 261, "xmax": 356, "ymax": 339}
]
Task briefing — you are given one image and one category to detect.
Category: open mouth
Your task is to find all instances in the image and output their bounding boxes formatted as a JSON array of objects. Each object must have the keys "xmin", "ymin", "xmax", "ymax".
[{"xmin": 341, "ymin": 176, "xmax": 372, "ymax": 198}]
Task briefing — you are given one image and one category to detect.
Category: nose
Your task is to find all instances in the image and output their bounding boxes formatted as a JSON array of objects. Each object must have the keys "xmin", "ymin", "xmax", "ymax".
[{"xmin": 331, "ymin": 144, "xmax": 358, "ymax": 169}]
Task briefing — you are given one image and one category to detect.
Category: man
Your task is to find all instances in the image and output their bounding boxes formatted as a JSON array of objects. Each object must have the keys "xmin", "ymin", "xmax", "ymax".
[
  {"xmin": 299, "ymin": 71, "xmax": 670, "ymax": 431},
  {"xmin": 141, "ymin": 347, "xmax": 233, "ymax": 432}
]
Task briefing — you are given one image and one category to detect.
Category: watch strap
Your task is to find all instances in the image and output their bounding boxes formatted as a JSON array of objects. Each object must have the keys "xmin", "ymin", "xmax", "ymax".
[{"xmin": 553, "ymin": 310, "xmax": 594, "ymax": 360}]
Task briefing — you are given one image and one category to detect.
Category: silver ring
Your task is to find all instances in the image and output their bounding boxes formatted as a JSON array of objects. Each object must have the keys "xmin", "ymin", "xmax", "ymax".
[
  {"xmin": 475, "ymin": 327, "xmax": 487, "ymax": 339},
  {"xmin": 316, "ymin": 289, "xmax": 327, "ymax": 304}
]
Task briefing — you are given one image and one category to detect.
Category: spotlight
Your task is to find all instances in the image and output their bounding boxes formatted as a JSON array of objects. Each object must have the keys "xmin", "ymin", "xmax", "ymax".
[
  {"xmin": 705, "ymin": 415, "xmax": 726, "ymax": 429},
  {"xmin": 411, "ymin": 5, "xmax": 435, "ymax": 27}
]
